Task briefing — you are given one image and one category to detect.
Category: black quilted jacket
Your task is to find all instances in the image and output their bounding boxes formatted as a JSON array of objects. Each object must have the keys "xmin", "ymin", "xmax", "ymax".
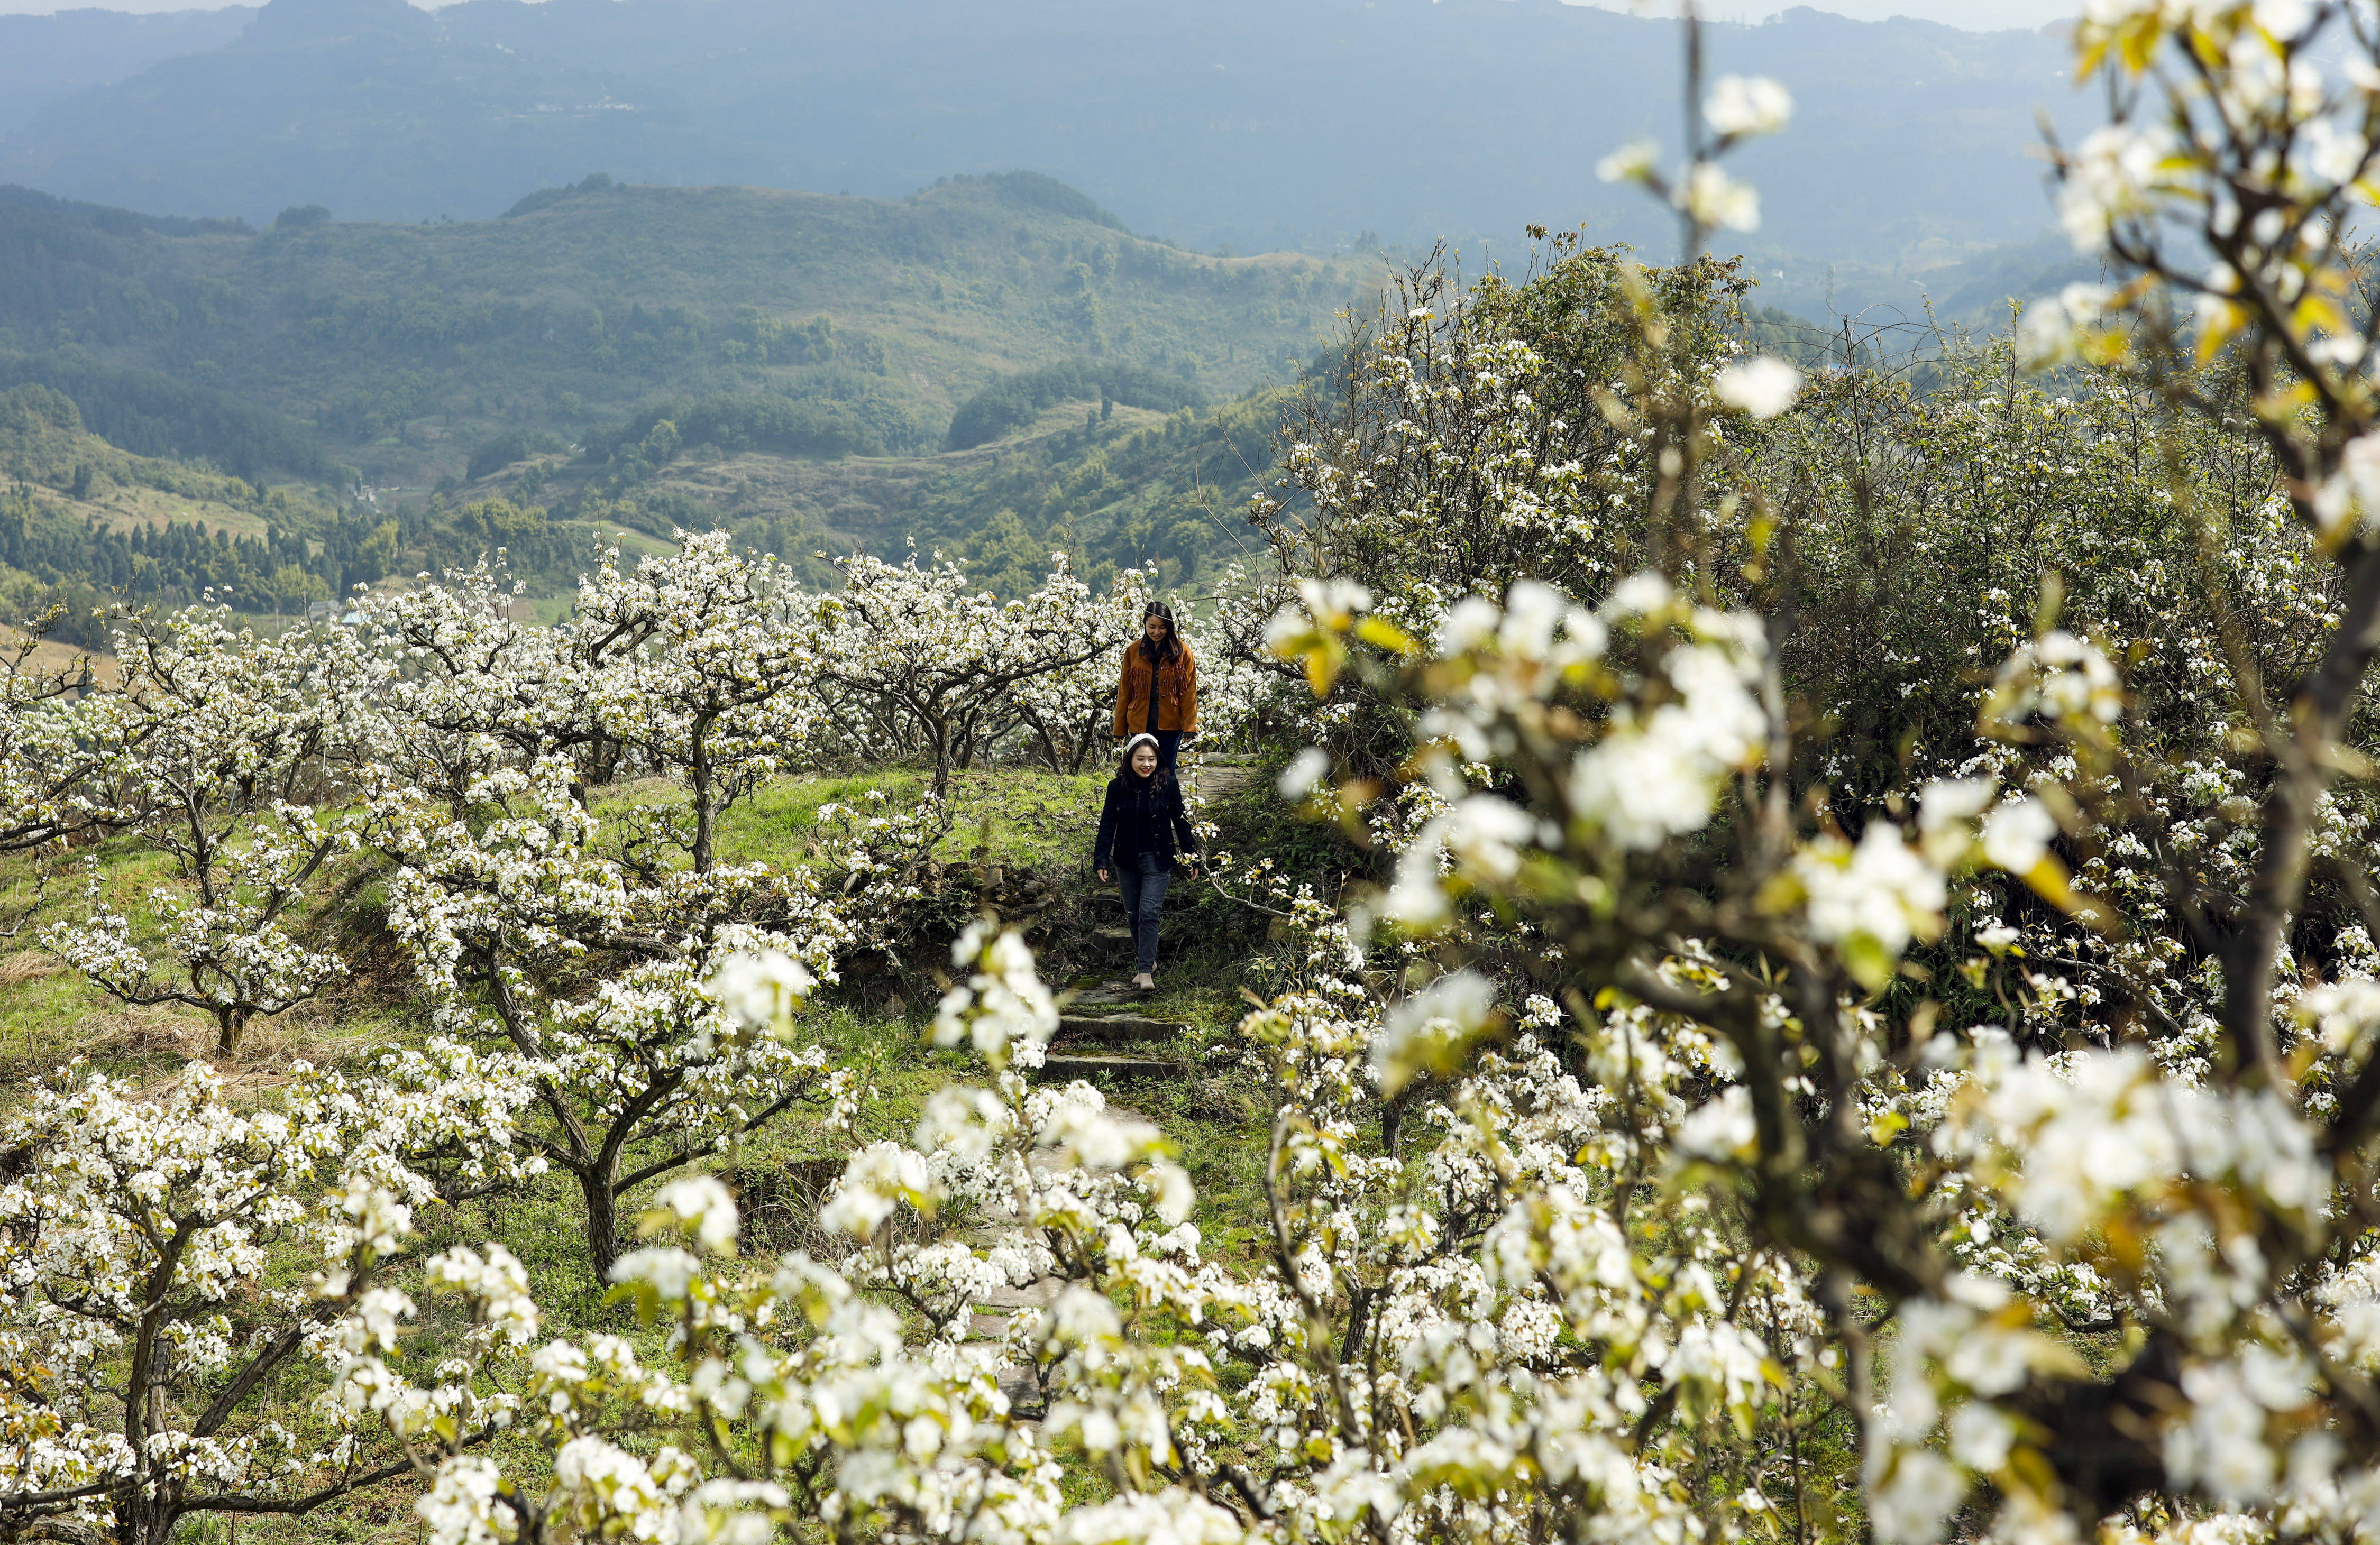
[{"xmin": 1093, "ymin": 772, "xmax": 1198, "ymax": 870}]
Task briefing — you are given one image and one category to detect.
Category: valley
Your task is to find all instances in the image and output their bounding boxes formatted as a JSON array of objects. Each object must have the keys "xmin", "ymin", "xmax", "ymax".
[{"xmin": 1, "ymin": 169, "xmax": 1371, "ymax": 613}]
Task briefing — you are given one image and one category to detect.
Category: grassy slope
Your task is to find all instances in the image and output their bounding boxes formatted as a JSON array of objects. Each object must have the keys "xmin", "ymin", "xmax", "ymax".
[
  {"xmin": 0, "ymin": 623, "xmax": 116, "ymax": 679},
  {"xmin": 44, "ymin": 179, "xmax": 1368, "ymax": 486},
  {"xmin": 0, "ymin": 753, "xmax": 1287, "ymax": 1261},
  {"xmin": 0, "ymin": 383, "xmax": 366, "ymax": 642},
  {"xmin": 0, "ymin": 383, "xmax": 324, "ymax": 537},
  {"xmin": 0, "ymin": 747, "xmax": 1340, "ymax": 1541},
  {"xmin": 466, "ymin": 382, "xmax": 1294, "ymax": 599},
  {"xmin": 0, "ymin": 174, "xmax": 1363, "ymax": 607},
  {"xmin": 0, "ymin": 759, "xmax": 1274, "ymax": 1121}
]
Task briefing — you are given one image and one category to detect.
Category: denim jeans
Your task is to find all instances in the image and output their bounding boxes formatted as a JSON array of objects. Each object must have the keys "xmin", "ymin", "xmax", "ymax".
[{"xmin": 1115, "ymin": 851, "xmax": 1171, "ymax": 975}]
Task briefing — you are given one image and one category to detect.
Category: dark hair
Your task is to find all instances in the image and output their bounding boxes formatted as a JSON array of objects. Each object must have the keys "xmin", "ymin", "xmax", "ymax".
[
  {"xmin": 1139, "ymin": 600, "xmax": 1182, "ymax": 666},
  {"xmin": 1115, "ymin": 739, "xmax": 1175, "ymax": 790}
]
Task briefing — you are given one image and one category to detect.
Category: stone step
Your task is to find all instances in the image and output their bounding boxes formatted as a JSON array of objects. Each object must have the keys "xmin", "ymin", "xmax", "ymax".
[
  {"xmin": 1036, "ymin": 1053, "xmax": 1193, "ymax": 1081},
  {"xmin": 1054, "ymin": 1013, "xmax": 1180, "ymax": 1043},
  {"xmin": 1187, "ymin": 765, "xmax": 1262, "ymax": 799},
  {"xmin": 974, "ymin": 1274, "xmax": 1064, "ymax": 1312},
  {"xmin": 997, "ymin": 1363, "xmax": 1045, "ymax": 1418}
]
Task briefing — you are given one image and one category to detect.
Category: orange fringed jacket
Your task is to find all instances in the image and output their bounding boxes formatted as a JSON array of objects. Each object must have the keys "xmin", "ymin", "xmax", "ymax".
[{"xmin": 1112, "ymin": 639, "xmax": 1200, "ymax": 737}]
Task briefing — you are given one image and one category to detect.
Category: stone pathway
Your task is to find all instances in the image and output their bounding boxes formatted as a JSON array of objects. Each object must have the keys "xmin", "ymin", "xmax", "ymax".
[
  {"xmin": 964, "ymin": 1092, "xmax": 1162, "ymax": 1414},
  {"xmin": 956, "ymin": 758, "xmax": 1245, "ymax": 1392},
  {"xmin": 1037, "ymin": 1004, "xmax": 1195, "ymax": 1081},
  {"xmin": 1184, "ymin": 758, "xmax": 1261, "ymax": 802}
]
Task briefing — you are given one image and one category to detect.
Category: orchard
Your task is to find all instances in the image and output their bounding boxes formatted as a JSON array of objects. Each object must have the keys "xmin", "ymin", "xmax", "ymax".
[{"xmin": 9, "ymin": 5, "xmax": 2380, "ymax": 1545}]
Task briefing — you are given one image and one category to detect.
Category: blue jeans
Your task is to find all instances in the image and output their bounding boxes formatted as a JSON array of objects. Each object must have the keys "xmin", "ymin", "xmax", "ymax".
[{"xmin": 1115, "ymin": 852, "xmax": 1171, "ymax": 976}]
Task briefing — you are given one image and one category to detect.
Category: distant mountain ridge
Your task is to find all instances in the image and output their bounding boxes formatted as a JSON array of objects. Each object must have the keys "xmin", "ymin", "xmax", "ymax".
[
  {"xmin": 0, "ymin": 5, "xmax": 254, "ymax": 135},
  {"xmin": 0, "ymin": 0, "xmax": 2090, "ymax": 265}
]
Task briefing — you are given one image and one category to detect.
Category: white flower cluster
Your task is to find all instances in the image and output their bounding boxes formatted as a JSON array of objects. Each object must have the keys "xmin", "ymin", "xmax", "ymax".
[
  {"xmin": 1368, "ymin": 573, "xmax": 1773, "ymax": 930},
  {"xmin": 801, "ymin": 547, "xmax": 1150, "ymax": 790},
  {"xmin": 338, "ymin": 925, "xmax": 1224, "ymax": 1545},
  {"xmin": 0, "ymin": 1055, "xmax": 538, "ymax": 1545},
  {"xmin": 12, "ymin": 11, "xmax": 2380, "ymax": 1538},
  {"xmin": 38, "ymin": 606, "xmax": 383, "ymax": 1053},
  {"xmin": 1264, "ymin": 510, "xmax": 2380, "ymax": 1545}
]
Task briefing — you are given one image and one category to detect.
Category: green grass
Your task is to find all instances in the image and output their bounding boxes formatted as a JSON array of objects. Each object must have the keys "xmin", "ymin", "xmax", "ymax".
[
  {"xmin": 0, "ymin": 766, "xmax": 1113, "ymax": 1089},
  {"xmin": 0, "ymin": 826, "xmax": 422, "ymax": 1086},
  {"xmin": 0, "ymin": 833, "xmax": 200, "ymax": 1077},
  {"xmin": 6, "ymin": 179, "xmax": 1365, "ymax": 496},
  {"xmin": 1, "ymin": 765, "xmax": 1285, "ymax": 1090},
  {"xmin": 2, "ymin": 173, "xmax": 1356, "ymax": 617},
  {"xmin": 713, "ymin": 766, "xmax": 1110, "ymax": 873},
  {"xmin": 0, "ymin": 753, "xmax": 1333, "ymax": 1543}
]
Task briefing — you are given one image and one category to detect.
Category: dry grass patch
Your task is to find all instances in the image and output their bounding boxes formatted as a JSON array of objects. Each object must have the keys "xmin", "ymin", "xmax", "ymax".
[
  {"xmin": 0, "ymin": 624, "xmax": 117, "ymax": 684},
  {"xmin": 0, "ymin": 951, "xmax": 63, "ymax": 989}
]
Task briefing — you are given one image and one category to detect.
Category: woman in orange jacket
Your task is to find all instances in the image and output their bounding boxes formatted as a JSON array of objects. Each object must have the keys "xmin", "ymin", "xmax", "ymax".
[{"xmin": 1112, "ymin": 600, "xmax": 1197, "ymax": 770}]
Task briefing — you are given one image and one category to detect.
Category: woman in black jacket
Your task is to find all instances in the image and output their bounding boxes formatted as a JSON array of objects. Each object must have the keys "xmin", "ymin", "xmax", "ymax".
[{"xmin": 1093, "ymin": 732, "xmax": 1199, "ymax": 991}]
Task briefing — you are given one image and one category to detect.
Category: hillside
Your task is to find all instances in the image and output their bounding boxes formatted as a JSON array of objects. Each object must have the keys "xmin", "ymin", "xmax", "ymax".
[
  {"xmin": 0, "ymin": 0, "xmax": 2091, "ymax": 266},
  {"xmin": 0, "ymin": 171, "xmax": 1368, "ymax": 495},
  {"xmin": 0, "ymin": 376, "xmax": 711, "ymax": 646},
  {"xmin": 454, "ymin": 382, "xmax": 1292, "ymax": 601},
  {"xmin": 0, "ymin": 162, "xmax": 2113, "ymax": 621},
  {"xmin": 0, "ymin": 16, "xmax": 2370, "ymax": 1545},
  {"xmin": 0, "ymin": 381, "xmax": 334, "ymax": 646},
  {"xmin": 0, "ymin": 5, "xmax": 254, "ymax": 136}
]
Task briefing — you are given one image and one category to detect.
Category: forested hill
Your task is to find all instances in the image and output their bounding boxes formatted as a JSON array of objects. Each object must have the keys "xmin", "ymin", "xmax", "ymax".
[
  {"xmin": 0, "ymin": 168, "xmax": 1367, "ymax": 623},
  {"xmin": 0, "ymin": 171, "xmax": 1366, "ymax": 491},
  {"xmin": 0, "ymin": 158, "xmax": 2112, "ymax": 629},
  {"xmin": 0, "ymin": 0, "xmax": 2086, "ymax": 265}
]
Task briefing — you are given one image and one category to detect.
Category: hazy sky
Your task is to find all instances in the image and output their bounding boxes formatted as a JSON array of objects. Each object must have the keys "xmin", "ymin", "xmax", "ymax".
[
  {"xmin": 0, "ymin": 0, "xmax": 2078, "ymax": 24},
  {"xmin": 1567, "ymin": 0, "xmax": 2070, "ymax": 24}
]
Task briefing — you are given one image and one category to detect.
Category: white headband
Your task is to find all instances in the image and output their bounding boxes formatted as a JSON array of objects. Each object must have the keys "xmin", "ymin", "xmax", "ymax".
[{"xmin": 1122, "ymin": 733, "xmax": 1160, "ymax": 758}]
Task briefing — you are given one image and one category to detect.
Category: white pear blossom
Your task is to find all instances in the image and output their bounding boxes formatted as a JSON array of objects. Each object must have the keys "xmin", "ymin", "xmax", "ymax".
[
  {"xmin": 1596, "ymin": 138, "xmax": 1660, "ymax": 186},
  {"xmin": 1795, "ymin": 822, "xmax": 1948, "ymax": 958},
  {"xmin": 1705, "ymin": 73, "xmax": 1792, "ymax": 139},
  {"xmin": 12, "ymin": 12, "xmax": 2380, "ymax": 1543},
  {"xmin": 1982, "ymin": 798, "xmax": 2059, "ymax": 873},
  {"xmin": 1713, "ymin": 355, "xmax": 1804, "ymax": 418},
  {"xmin": 2315, "ymin": 432, "xmax": 2380, "ymax": 538},
  {"xmin": 1680, "ymin": 162, "xmax": 1760, "ymax": 231},
  {"xmin": 2058, "ymin": 124, "xmax": 2180, "ymax": 251}
]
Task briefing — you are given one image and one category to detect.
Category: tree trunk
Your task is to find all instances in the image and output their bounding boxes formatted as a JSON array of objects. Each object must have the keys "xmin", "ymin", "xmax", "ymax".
[
  {"xmin": 577, "ymin": 1165, "xmax": 622, "ymax": 1283},
  {"xmin": 117, "ymin": 1484, "xmax": 176, "ymax": 1545},
  {"xmin": 1027, "ymin": 714, "xmax": 1061, "ymax": 775},
  {"xmin": 1382, "ymin": 1084, "xmax": 1417, "ymax": 1157},
  {"xmin": 23, "ymin": 1514, "xmax": 113, "ymax": 1545},
  {"xmin": 690, "ymin": 719, "xmax": 716, "ymax": 876}
]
